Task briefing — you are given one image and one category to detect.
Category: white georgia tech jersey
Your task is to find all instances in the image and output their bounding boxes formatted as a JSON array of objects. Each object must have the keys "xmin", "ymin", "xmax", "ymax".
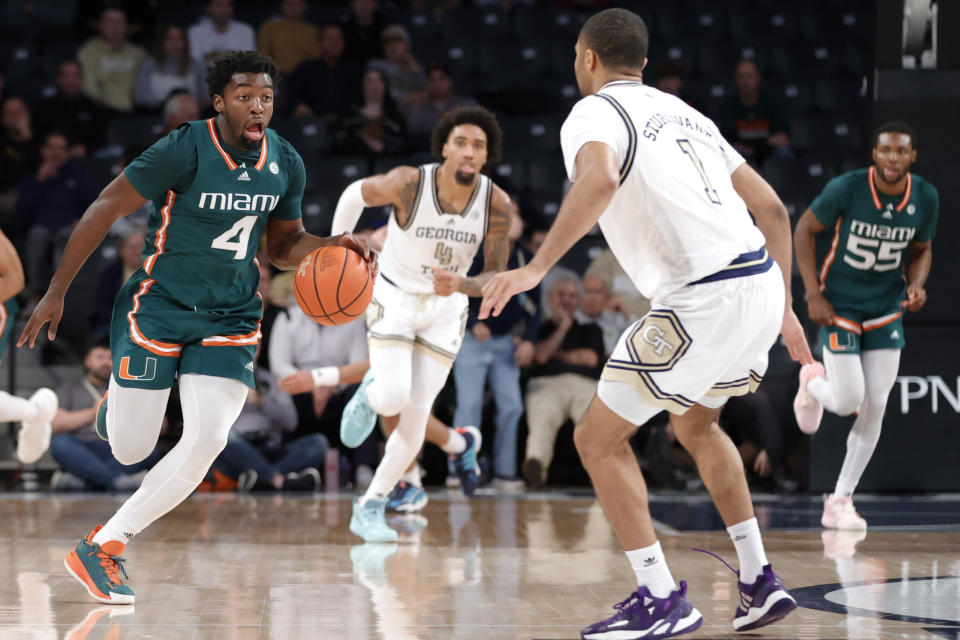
[
  {"xmin": 378, "ymin": 163, "xmax": 491, "ymax": 294},
  {"xmin": 560, "ymin": 81, "xmax": 766, "ymax": 300}
]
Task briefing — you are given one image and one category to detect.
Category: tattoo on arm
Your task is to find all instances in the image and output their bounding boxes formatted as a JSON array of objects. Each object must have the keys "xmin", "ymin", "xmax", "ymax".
[
  {"xmin": 458, "ymin": 193, "xmax": 512, "ymax": 297},
  {"xmin": 394, "ymin": 177, "xmax": 420, "ymax": 228}
]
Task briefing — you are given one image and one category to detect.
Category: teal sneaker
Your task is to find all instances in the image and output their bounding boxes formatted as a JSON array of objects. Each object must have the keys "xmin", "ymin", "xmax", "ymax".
[
  {"xmin": 95, "ymin": 393, "xmax": 108, "ymax": 441},
  {"xmin": 349, "ymin": 497, "xmax": 398, "ymax": 543},
  {"xmin": 340, "ymin": 370, "xmax": 377, "ymax": 448},
  {"xmin": 63, "ymin": 525, "xmax": 135, "ymax": 604},
  {"xmin": 451, "ymin": 426, "xmax": 482, "ymax": 496}
]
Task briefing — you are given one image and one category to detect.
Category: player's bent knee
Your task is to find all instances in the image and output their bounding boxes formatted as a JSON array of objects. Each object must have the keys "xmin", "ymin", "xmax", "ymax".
[
  {"xmin": 111, "ymin": 440, "xmax": 157, "ymax": 466},
  {"xmin": 833, "ymin": 392, "xmax": 864, "ymax": 416}
]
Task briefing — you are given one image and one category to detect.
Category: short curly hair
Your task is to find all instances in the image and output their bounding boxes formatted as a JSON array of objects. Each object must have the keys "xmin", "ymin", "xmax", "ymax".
[
  {"xmin": 206, "ymin": 50, "xmax": 281, "ymax": 98},
  {"xmin": 430, "ymin": 105, "xmax": 502, "ymax": 166}
]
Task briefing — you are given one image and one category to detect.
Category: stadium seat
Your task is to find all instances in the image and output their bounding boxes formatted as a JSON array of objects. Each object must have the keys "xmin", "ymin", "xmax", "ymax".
[
  {"xmin": 527, "ymin": 156, "xmax": 566, "ymax": 194},
  {"xmin": 500, "ymin": 116, "xmax": 560, "ymax": 153},
  {"xmin": 306, "ymin": 156, "xmax": 369, "ymax": 196},
  {"xmin": 272, "ymin": 117, "xmax": 330, "ymax": 154},
  {"xmin": 767, "ymin": 79, "xmax": 814, "ymax": 116},
  {"xmin": 106, "ymin": 116, "xmax": 165, "ymax": 150},
  {"xmin": 442, "ymin": 6, "xmax": 512, "ymax": 43},
  {"xmin": 491, "ymin": 159, "xmax": 528, "ymax": 193}
]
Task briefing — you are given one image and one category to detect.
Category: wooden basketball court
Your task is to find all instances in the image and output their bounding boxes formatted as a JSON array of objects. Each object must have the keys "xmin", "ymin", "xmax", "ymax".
[{"xmin": 1, "ymin": 490, "xmax": 957, "ymax": 639}]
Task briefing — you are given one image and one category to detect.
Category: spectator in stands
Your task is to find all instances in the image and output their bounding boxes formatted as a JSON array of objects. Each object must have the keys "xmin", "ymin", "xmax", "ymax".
[
  {"xmin": 719, "ymin": 59, "xmax": 791, "ymax": 165},
  {"xmin": 258, "ymin": 0, "xmax": 319, "ymax": 75},
  {"xmin": 0, "ymin": 96, "xmax": 38, "ymax": 231},
  {"xmin": 334, "ymin": 67, "xmax": 407, "ymax": 160},
  {"xmin": 577, "ymin": 274, "xmax": 632, "ymax": 356},
  {"xmin": 341, "ymin": 0, "xmax": 388, "ymax": 65},
  {"xmin": 17, "ymin": 131, "xmax": 97, "ymax": 297},
  {"xmin": 213, "ymin": 347, "xmax": 327, "ymax": 492},
  {"xmin": 134, "ymin": 24, "xmax": 207, "ymax": 110},
  {"xmin": 522, "ymin": 272, "xmax": 604, "ymax": 488},
  {"xmin": 91, "ymin": 229, "xmax": 144, "ymax": 337},
  {"xmin": 585, "ymin": 248, "xmax": 651, "ymax": 319},
  {"xmin": 368, "ymin": 25, "xmax": 426, "ymax": 106},
  {"xmin": 77, "ymin": 6, "xmax": 147, "ymax": 113},
  {"xmin": 719, "ymin": 390, "xmax": 796, "ymax": 492},
  {"xmin": 402, "ymin": 64, "xmax": 477, "ymax": 148},
  {"xmin": 162, "ymin": 91, "xmax": 200, "ymax": 134},
  {"xmin": 49, "ymin": 339, "xmax": 162, "ymax": 491},
  {"xmin": 255, "ymin": 259, "xmax": 285, "ymax": 371},
  {"xmin": 453, "ymin": 206, "xmax": 538, "ymax": 483},
  {"xmin": 269, "ymin": 307, "xmax": 376, "ymax": 485},
  {"xmin": 187, "ymin": 0, "xmax": 256, "ymax": 68},
  {"xmin": 651, "ymin": 60, "xmax": 701, "ymax": 112},
  {"xmin": 288, "ymin": 24, "xmax": 361, "ymax": 120},
  {"xmin": 33, "ymin": 61, "xmax": 109, "ymax": 158}
]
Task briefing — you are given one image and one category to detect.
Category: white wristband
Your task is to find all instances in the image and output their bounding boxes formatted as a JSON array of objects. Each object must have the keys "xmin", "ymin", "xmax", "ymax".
[{"xmin": 310, "ymin": 366, "xmax": 340, "ymax": 387}]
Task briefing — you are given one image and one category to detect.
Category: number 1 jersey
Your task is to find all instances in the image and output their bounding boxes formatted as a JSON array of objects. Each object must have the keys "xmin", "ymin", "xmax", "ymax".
[
  {"xmin": 811, "ymin": 167, "xmax": 938, "ymax": 313},
  {"xmin": 560, "ymin": 81, "xmax": 766, "ymax": 301},
  {"xmin": 124, "ymin": 118, "xmax": 304, "ymax": 310}
]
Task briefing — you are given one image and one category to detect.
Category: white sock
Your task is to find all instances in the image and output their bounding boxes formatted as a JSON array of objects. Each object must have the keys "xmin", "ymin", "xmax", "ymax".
[
  {"xmin": 401, "ymin": 466, "xmax": 422, "ymax": 488},
  {"xmin": 0, "ymin": 391, "xmax": 38, "ymax": 422},
  {"xmin": 626, "ymin": 541, "xmax": 677, "ymax": 598},
  {"xmin": 92, "ymin": 515, "xmax": 137, "ymax": 546},
  {"xmin": 440, "ymin": 428, "xmax": 467, "ymax": 455},
  {"xmin": 727, "ymin": 517, "xmax": 768, "ymax": 584}
]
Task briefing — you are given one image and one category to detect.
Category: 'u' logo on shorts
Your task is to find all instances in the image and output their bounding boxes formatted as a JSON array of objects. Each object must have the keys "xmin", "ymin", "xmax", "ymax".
[{"xmin": 119, "ymin": 356, "xmax": 158, "ymax": 381}]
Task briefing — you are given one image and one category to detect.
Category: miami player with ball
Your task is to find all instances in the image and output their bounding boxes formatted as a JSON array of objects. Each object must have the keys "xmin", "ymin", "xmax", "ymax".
[{"xmin": 18, "ymin": 51, "xmax": 375, "ymax": 604}]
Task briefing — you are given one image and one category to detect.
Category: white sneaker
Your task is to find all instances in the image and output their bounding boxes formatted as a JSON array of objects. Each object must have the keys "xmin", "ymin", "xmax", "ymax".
[
  {"xmin": 17, "ymin": 388, "xmax": 58, "ymax": 464},
  {"xmin": 821, "ymin": 494, "xmax": 867, "ymax": 530},
  {"xmin": 793, "ymin": 363, "xmax": 826, "ymax": 434}
]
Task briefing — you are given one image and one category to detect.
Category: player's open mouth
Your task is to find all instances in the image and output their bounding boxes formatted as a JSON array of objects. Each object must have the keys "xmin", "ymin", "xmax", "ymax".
[
  {"xmin": 882, "ymin": 166, "xmax": 900, "ymax": 181},
  {"xmin": 245, "ymin": 121, "xmax": 264, "ymax": 141},
  {"xmin": 459, "ymin": 164, "xmax": 475, "ymax": 174}
]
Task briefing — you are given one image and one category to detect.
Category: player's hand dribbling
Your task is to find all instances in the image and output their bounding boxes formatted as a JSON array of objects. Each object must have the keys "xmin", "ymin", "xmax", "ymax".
[
  {"xmin": 337, "ymin": 232, "xmax": 378, "ymax": 279},
  {"xmin": 17, "ymin": 290, "xmax": 65, "ymax": 348},
  {"xmin": 903, "ymin": 284, "xmax": 927, "ymax": 311},
  {"xmin": 781, "ymin": 308, "xmax": 814, "ymax": 365},
  {"xmin": 479, "ymin": 265, "xmax": 544, "ymax": 319},
  {"xmin": 806, "ymin": 292, "xmax": 835, "ymax": 327},
  {"xmin": 431, "ymin": 267, "xmax": 462, "ymax": 296}
]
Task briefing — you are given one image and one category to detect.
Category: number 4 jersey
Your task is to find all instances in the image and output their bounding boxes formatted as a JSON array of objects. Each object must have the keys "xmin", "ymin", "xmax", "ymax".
[
  {"xmin": 124, "ymin": 118, "xmax": 304, "ymax": 310},
  {"xmin": 811, "ymin": 167, "xmax": 939, "ymax": 313}
]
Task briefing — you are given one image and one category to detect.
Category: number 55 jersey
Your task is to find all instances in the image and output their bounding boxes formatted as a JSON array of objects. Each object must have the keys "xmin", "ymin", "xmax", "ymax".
[{"xmin": 810, "ymin": 167, "xmax": 939, "ymax": 315}]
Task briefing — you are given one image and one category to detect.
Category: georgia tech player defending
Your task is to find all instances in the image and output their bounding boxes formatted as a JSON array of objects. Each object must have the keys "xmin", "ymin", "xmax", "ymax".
[
  {"xmin": 481, "ymin": 9, "xmax": 812, "ymax": 639},
  {"xmin": 792, "ymin": 122, "xmax": 938, "ymax": 530},
  {"xmin": 331, "ymin": 105, "xmax": 513, "ymax": 542}
]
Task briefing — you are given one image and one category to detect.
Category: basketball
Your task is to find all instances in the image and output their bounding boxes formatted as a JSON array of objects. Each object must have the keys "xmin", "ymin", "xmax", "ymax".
[{"xmin": 293, "ymin": 245, "xmax": 374, "ymax": 326}]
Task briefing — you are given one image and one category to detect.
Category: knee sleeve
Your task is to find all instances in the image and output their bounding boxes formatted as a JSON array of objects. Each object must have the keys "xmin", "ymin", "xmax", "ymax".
[
  {"xmin": 177, "ymin": 374, "xmax": 247, "ymax": 481},
  {"xmin": 106, "ymin": 376, "xmax": 170, "ymax": 465}
]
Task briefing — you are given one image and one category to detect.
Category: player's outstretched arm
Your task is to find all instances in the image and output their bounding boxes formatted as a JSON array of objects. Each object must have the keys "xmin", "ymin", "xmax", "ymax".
[
  {"xmin": 18, "ymin": 174, "xmax": 147, "ymax": 348},
  {"xmin": 433, "ymin": 188, "xmax": 514, "ymax": 297},
  {"xmin": 731, "ymin": 163, "xmax": 813, "ymax": 364},
  {"xmin": 0, "ymin": 229, "xmax": 25, "ymax": 304},
  {"xmin": 479, "ymin": 142, "xmax": 619, "ymax": 319},
  {"xmin": 330, "ymin": 166, "xmax": 421, "ymax": 235},
  {"xmin": 793, "ymin": 208, "xmax": 834, "ymax": 327}
]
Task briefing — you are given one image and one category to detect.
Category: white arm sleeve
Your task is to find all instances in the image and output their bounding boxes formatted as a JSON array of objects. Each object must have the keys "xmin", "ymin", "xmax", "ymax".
[{"xmin": 331, "ymin": 179, "xmax": 369, "ymax": 235}]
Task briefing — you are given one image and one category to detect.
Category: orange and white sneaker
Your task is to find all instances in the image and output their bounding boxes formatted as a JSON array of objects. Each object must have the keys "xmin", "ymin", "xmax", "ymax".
[
  {"xmin": 63, "ymin": 526, "xmax": 135, "ymax": 604},
  {"xmin": 793, "ymin": 362, "xmax": 826, "ymax": 435},
  {"xmin": 821, "ymin": 494, "xmax": 867, "ymax": 531}
]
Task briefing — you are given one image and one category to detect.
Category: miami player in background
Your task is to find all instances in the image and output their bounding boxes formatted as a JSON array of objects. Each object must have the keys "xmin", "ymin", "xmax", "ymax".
[
  {"xmin": 18, "ymin": 50, "xmax": 373, "ymax": 604},
  {"xmin": 332, "ymin": 106, "xmax": 513, "ymax": 542},
  {"xmin": 792, "ymin": 122, "xmax": 938, "ymax": 530}
]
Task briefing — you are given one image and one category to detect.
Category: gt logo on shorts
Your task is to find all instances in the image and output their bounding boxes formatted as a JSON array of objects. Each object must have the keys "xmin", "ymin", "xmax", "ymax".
[
  {"xmin": 642, "ymin": 325, "xmax": 675, "ymax": 356},
  {"xmin": 119, "ymin": 356, "xmax": 158, "ymax": 381},
  {"xmin": 624, "ymin": 310, "xmax": 692, "ymax": 371}
]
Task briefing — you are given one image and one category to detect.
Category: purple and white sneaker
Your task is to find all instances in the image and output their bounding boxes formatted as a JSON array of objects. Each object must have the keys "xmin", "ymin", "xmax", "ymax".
[
  {"xmin": 733, "ymin": 564, "xmax": 797, "ymax": 632},
  {"xmin": 581, "ymin": 581, "xmax": 702, "ymax": 639}
]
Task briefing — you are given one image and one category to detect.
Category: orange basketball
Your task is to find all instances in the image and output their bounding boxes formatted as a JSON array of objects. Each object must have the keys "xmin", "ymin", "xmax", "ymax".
[{"xmin": 293, "ymin": 245, "xmax": 374, "ymax": 326}]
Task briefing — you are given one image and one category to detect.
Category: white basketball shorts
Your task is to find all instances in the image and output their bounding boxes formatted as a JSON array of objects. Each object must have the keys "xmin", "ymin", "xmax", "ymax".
[
  {"xmin": 599, "ymin": 256, "xmax": 784, "ymax": 423},
  {"xmin": 365, "ymin": 275, "xmax": 469, "ymax": 368}
]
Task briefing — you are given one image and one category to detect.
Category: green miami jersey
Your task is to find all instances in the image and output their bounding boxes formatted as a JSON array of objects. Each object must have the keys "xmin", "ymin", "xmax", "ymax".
[
  {"xmin": 124, "ymin": 118, "xmax": 304, "ymax": 311},
  {"xmin": 811, "ymin": 167, "xmax": 939, "ymax": 314}
]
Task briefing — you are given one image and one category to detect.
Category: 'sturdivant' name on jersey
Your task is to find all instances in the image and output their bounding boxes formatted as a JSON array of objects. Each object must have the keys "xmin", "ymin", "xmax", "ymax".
[
  {"xmin": 414, "ymin": 227, "xmax": 478, "ymax": 244},
  {"xmin": 848, "ymin": 220, "xmax": 916, "ymax": 242},
  {"xmin": 198, "ymin": 192, "xmax": 280, "ymax": 212},
  {"xmin": 642, "ymin": 113, "xmax": 714, "ymax": 142}
]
